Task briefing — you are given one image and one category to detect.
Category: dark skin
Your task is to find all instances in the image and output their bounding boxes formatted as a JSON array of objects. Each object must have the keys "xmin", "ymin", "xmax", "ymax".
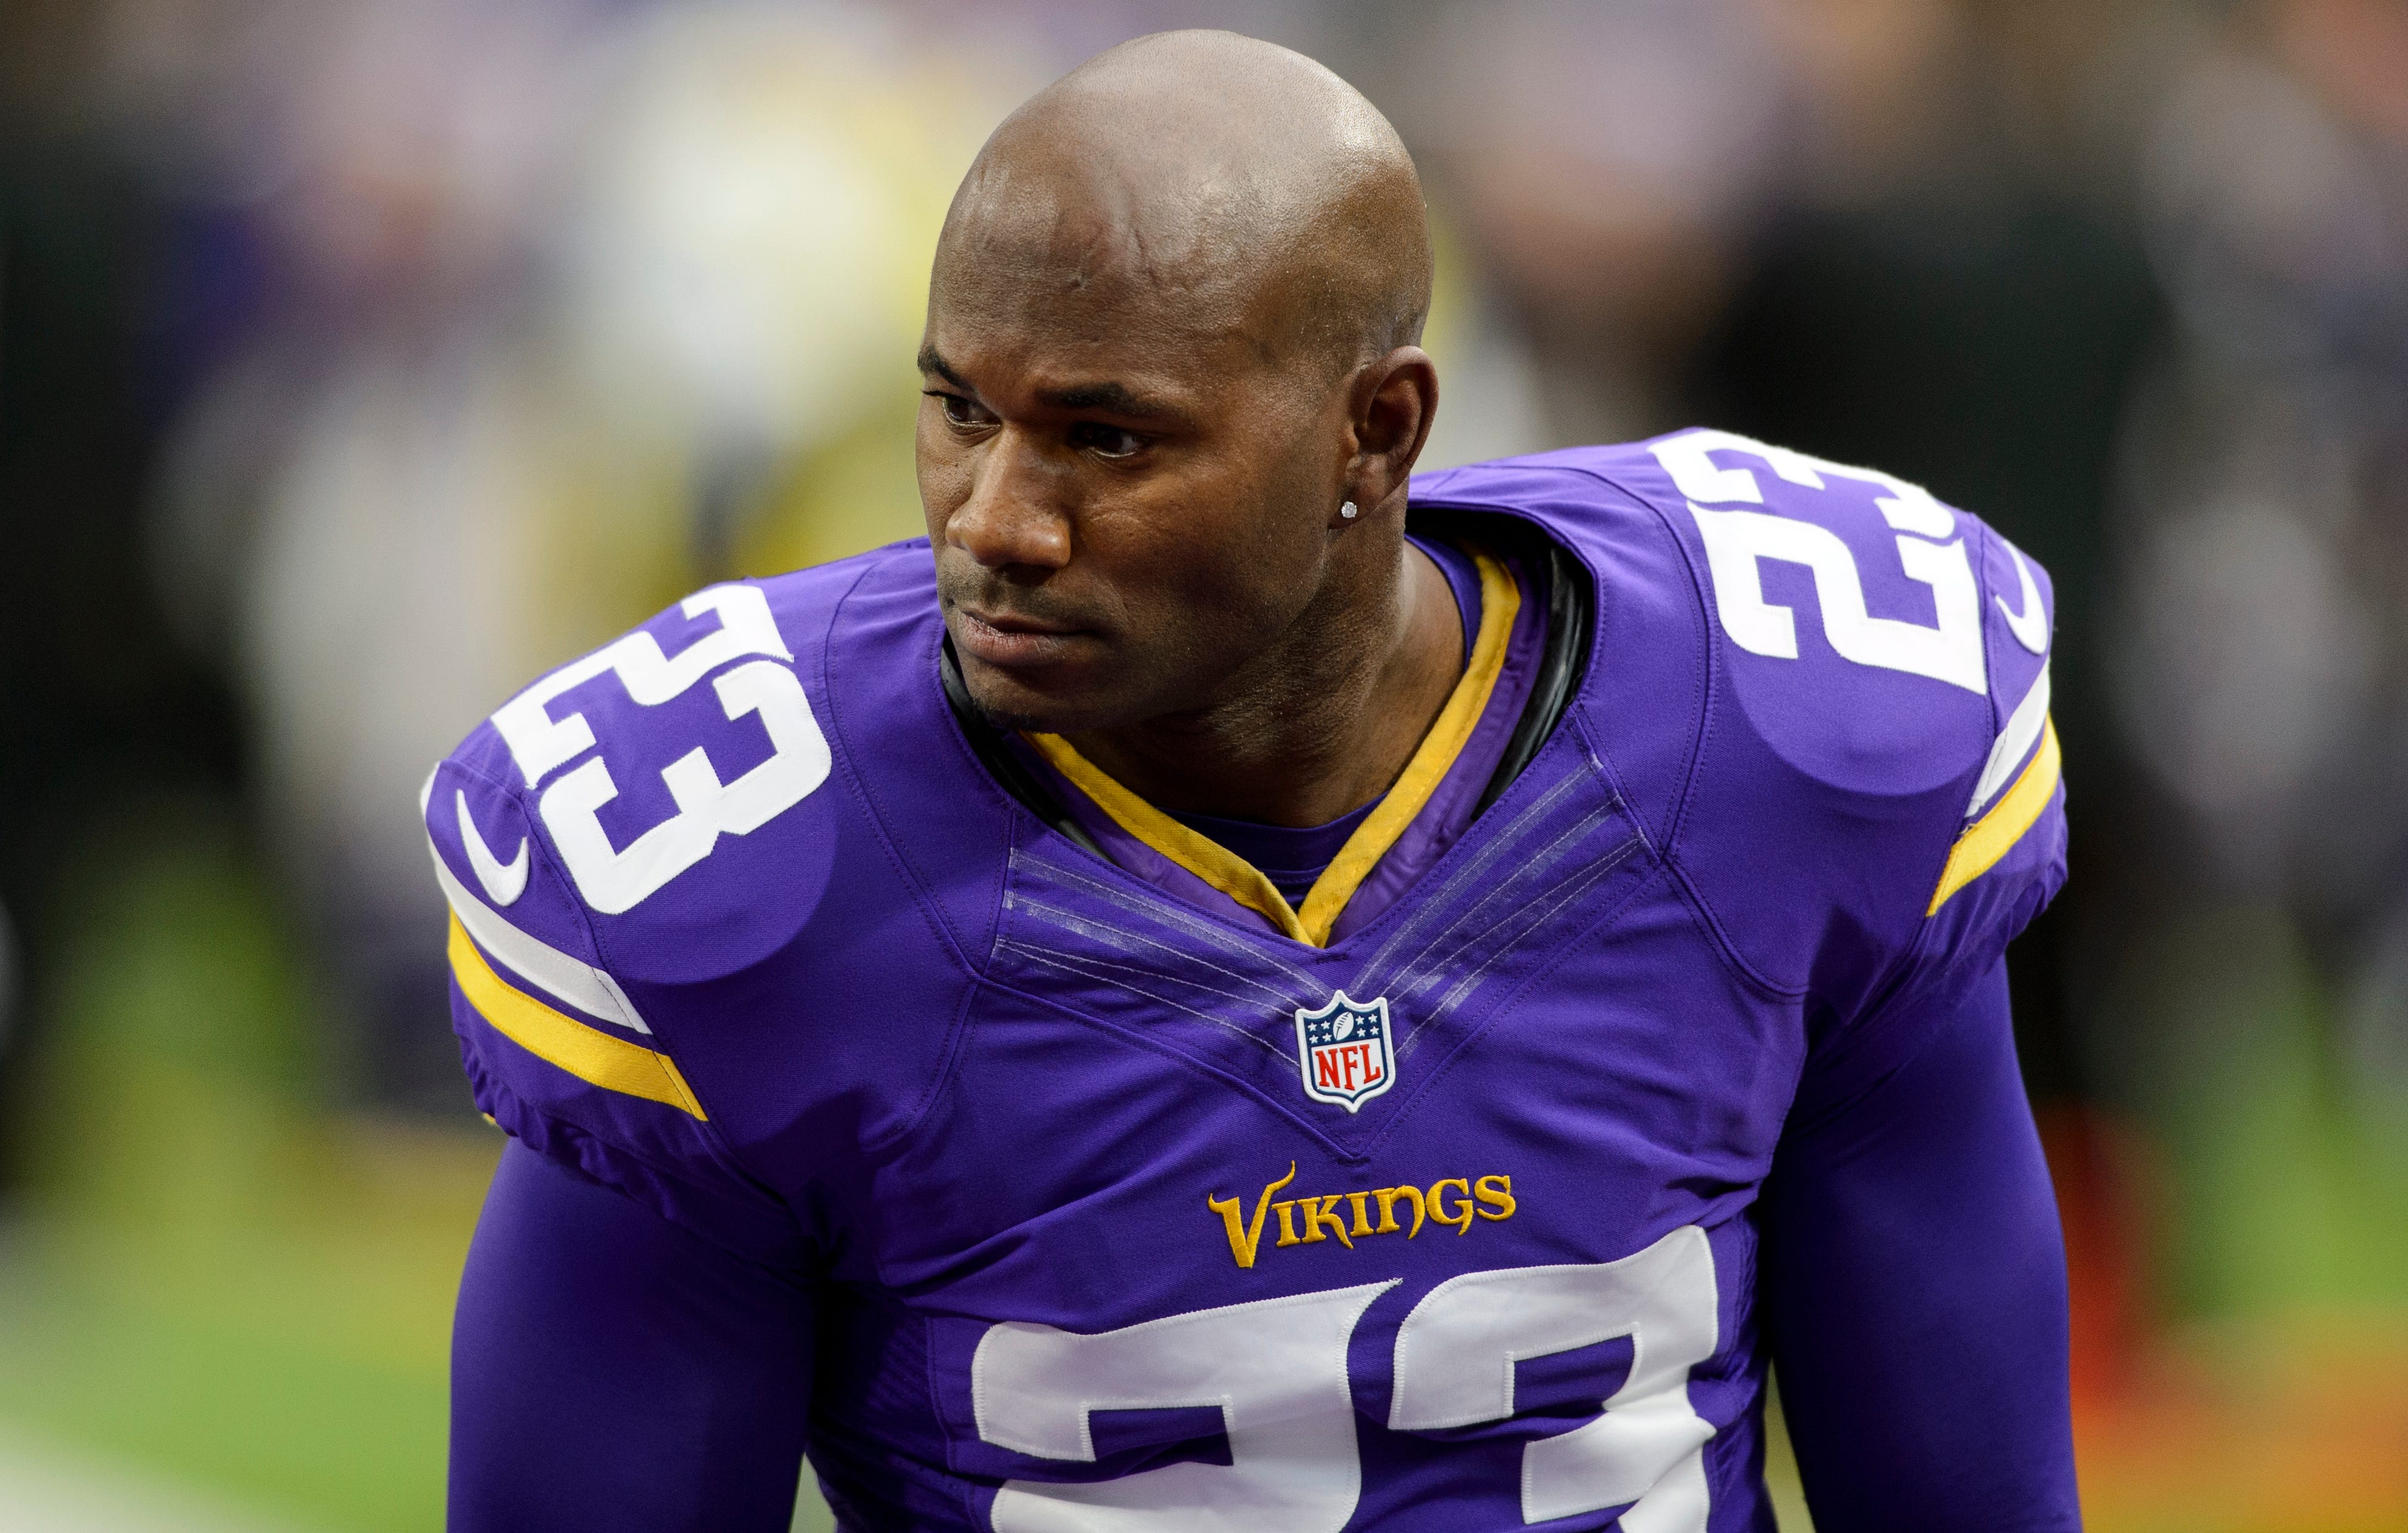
[{"xmin": 918, "ymin": 30, "xmax": 1452, "ymax": 828}]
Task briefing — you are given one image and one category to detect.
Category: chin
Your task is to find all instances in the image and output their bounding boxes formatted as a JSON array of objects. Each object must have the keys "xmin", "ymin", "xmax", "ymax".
[{"xmin": 959, "ymin": 657, "xmax": 1130, "ymax": 736}]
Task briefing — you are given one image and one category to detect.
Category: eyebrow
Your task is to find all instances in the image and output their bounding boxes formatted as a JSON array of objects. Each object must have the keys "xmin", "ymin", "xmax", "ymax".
[
  {"xmin": 1033, "ymin": 380, "xmax": 1177, "ymax": 419},
  {"xmin": 917, "ymin": 345, "xmax": 968, "ymax": 389},
  {"xmin": 917, "ymin": 345, "xmax": 1178, "ymax": 421}
]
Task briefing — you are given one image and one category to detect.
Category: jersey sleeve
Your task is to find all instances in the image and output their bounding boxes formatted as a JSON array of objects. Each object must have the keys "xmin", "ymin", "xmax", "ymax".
[
  {"xmin": 1763, "ymin": 962, "xmax": 2080, "ymax": 1527},
  {"xmin": 424, "ymin": 581, "xmax": 832, "ymax": 1269},
  {"xmin": 451, "ymin": 1140, "xmax": 814, "ymax": 1532},
  {"xmin": 1631, "ymin": 428, "xmax": 2067, "ymax": 1056}
]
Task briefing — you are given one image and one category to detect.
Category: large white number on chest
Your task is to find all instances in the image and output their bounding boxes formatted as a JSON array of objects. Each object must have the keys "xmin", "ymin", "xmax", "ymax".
[
  {"xmin": 487, "ymin": 585, "xmax": 830, "ymax": 913},
  {"xmin": 975, "ymin": 1282, "xmax": 1395, "ymax": 1533},
  {"xmin": 1655, "ymin": 428, "xmax": 1987, "ymax": 695},
  {"xmin": 969, "ymin": 1230, "xmax": 1719, "ymax": 1530},
  {"xmin": 1389, "ymin": 1226, "xmax": 1719, "ymax": 1530}
]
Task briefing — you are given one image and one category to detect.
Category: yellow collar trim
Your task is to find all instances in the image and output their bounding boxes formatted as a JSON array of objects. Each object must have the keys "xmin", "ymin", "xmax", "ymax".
[{"xmin": 1025, "ymin": 547, "xmax": 1521, "ymax": 947}]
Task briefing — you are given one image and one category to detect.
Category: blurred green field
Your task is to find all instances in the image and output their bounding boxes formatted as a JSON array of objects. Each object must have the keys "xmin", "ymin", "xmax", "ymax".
[
  {"xmin": 0, "ymin": 808, "xmax": 848, "ymax": 1530},
  {"xmin": 0, "ymin": 810, "xmax": 480, "ymax": 1531}
]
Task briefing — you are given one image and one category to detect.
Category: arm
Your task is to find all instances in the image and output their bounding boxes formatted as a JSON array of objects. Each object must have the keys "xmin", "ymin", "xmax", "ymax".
[
  {"xmin": 450, "ymin": 1140, "xmax": 816, "ymax": 1533},
  {"xmin": 1761, "ymin": 961, "xmax": 2081, "ymax": 1532}
]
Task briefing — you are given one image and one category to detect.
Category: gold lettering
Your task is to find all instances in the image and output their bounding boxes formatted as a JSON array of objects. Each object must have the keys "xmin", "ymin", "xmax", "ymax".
[
  {"xmin": 1428, "ymin": 1178, "xmax": 1474, "ymax": 1235},
  {"xmin": 1301, "ymin": 1195, "xmax": 1354, "ymax": 1248},
  {"xmin": 1209, "ymin": 1167, "xmax": 1519, "ymax": 1263},
  {"xmin": 1206, "ymin": 1162, "xmax": 1297, "ymax": 1269},
  {"xmin": 1474, "ymin": 1174, "xmax": 1517, "ymax": 1222}
]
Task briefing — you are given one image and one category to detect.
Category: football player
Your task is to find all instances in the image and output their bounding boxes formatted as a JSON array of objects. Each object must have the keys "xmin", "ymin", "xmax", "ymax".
[{"xmin": 431, "ymin": 30, "xmax": 2077, "ymax": 1533}]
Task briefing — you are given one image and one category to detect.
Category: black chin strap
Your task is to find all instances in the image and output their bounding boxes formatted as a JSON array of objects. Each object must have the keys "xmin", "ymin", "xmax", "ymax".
[{"xmin": 936, "ymin": 515, "xmax": 1592, "ymax": 849}]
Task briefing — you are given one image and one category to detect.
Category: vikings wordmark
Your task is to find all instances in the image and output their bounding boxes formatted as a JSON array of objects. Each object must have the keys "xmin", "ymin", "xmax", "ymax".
[{"xmin": 1207, "ymin": 1163, "xmax": 1518, "ymax": 1269}]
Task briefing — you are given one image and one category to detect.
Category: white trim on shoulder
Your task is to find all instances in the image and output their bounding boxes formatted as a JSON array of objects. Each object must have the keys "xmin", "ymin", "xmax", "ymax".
[
  {"xmin": 421, "ymin": 768, "xmax": 653, "ymax": 1035},
  {"xmin": 1967, "ymin": 662, "xmax": 2051, "ymax": 818}
]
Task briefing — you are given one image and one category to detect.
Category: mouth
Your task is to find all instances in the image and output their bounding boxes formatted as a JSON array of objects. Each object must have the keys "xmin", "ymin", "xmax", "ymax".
[{"xmin": 953, "ymin": 603, "xmax": 1092, "ymax": 669}]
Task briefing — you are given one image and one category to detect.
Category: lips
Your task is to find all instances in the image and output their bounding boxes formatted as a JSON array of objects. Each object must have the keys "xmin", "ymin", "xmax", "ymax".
[{"xmin": 953, "ymin": 604, "xmax": 1090, "ymax": 669}]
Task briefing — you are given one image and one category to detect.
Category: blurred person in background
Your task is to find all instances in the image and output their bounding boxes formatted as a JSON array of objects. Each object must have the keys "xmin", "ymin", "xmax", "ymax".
[
  {"xmin": 148, "ymin": 0, "xmax": 1014, "ymax": 1108},
  {"xmin": 1400, "ymin": 0, "xmax": 1791, "ymax": 447},
  {"xmin": 148, "ymin": 0, "xmax": 618, "ymax": 1108},
  {"xmin": 0, "ymin": 0, "xmax": 250, "ymax": 1149},
  {"xmin": 2096, "ymin": 0, "xmax": 2408, "ymax": 1337},
  {"xmin": 1683, "ymin": 0, "xmax": 2180, "ymax": 1400},
  {"xmin": 2116, "ymin": 0, "xmax": 2408, "ymax": 994}
]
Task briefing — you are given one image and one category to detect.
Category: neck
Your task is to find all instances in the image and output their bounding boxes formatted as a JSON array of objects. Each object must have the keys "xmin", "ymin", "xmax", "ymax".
[{"xmin": 1061, "ymin": 535, "xmax": 1464, "ymax": 826}]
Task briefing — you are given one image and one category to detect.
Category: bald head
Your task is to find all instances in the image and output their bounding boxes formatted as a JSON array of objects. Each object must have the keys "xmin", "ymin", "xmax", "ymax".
[
  {"xmin": 917, "ymin": 33, "xmax": 1447, "ymax": 744},
  {"xmin": 939, "ymin": 30, "xmax": 1432, "ymax": 374}
]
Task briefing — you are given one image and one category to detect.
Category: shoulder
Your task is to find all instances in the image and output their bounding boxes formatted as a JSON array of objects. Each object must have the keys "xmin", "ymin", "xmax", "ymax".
[
  {"xmin": 1420, "ymin": 431, "xmax": 2064, "ymax": 1009},
  {"xmin": 437, "ymin": 552, "xmax": 908, "ymax": 945},
  {"xmin": 426, "ymin": 544, "xmax": 990, "ymax": 1235}
]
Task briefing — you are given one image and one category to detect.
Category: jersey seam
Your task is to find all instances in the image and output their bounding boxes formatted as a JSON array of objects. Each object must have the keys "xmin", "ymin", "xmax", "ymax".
[
  {"xmin": 1554, "ymin": 462, "xmax": 1719, "ymax": 855},
  {"xmin": 1974, "ymin": 521, "xmax": 2008, "ymax": 743},
  {"xmin": 1407, "ymin": 475, "xmax": 1710, "ymax": 861},
  {"xmin": 813, "ymin": 559, "xmax": 1000, "ymax": 1163},
  {"xmin": 1419, "ymin": 465, "xmax": 1792, "ymax": 999},
  {"xmin": 970, "ymin": 965, "xmax": 1369, "ymax": 1165},
  {"xmin": 821, "ymin": 557, "xmax": 990, "ymax": 976},
  {"xmin": 1572, "ymin": 707, "xmax": 1800, "ymax": 1005},
  {"xmin": 859, "ymin": 952, "xmax": 985, "ymax": 1173},
  {"xmin": 1776, "ymin": 950, "xmax": 1996, "ymax": 1143},
  {"xmin": 1561, "ymin": 460, "xmax": 1802, "ymax": 1002}
]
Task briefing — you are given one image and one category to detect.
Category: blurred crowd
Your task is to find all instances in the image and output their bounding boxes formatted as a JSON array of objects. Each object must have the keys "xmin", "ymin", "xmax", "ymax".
[{"xmin": 2, "ymin": 0, "xmax": 2407, "ymax": 1523}]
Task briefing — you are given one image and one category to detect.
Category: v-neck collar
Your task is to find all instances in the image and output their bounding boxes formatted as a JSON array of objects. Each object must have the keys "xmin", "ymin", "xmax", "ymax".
[{"xmin": 1022, "ymin": 547, "xmax": 1522, "ymax": 946}]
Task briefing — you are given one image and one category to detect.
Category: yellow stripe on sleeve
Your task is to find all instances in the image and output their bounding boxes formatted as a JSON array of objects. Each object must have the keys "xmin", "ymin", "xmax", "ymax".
[
  {"xmin": 447, "ymin": 914, "xmax": 708, "ymax": 1120},
  {"xmin": 1927, "ymin": 718, "xmax": 2061, "ymax": 916}
]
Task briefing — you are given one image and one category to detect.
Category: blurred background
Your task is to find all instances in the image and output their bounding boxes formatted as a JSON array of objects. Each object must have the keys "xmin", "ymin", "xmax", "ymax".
[{"xmin": 1, "ymin": 0, "xmax": 2404, "ymax": 1527}]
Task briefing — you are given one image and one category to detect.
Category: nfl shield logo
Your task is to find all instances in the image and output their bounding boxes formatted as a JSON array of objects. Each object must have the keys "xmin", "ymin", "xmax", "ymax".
[{"xmin": 1294, "ymin": 992, "xmax": 1396, "ymax": 1112}]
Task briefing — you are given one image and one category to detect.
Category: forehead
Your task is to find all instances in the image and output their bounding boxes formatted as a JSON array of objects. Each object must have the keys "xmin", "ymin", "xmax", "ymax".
[{"xmin": 927, "ymin": 166, "xmax": 1296, "ymax": 388}]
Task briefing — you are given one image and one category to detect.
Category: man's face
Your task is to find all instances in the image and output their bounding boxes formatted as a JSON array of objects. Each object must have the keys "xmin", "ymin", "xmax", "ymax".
[{"xmin": 917, "ymin": 215, "xmax": 1347, "ymax": 734}]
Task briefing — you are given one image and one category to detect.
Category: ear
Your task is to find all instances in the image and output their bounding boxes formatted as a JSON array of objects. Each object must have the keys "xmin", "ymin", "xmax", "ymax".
[{"xmin": 1341, "ymin": 346, "xmax": 1439, "ymax": 521}]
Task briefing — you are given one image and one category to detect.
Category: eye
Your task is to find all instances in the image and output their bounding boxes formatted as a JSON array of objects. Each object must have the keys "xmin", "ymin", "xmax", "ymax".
[
  {"xmin": 1069, "ymin": 422, "xmax": 1146, "ymax": 459},
  {"xmin": 929, "ymin": 391, "xmax": 996, "ymax": 429}
]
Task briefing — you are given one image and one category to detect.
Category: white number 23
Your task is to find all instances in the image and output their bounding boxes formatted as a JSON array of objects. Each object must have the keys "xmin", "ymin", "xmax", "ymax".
[
  {"xmin": 972, "ymin": 1226, "xmax": 1718, "ymax": 1532},
  {"xmin": 489, "ymin": 585, "xmax": 830, "ymax": 914},
  {"xmin": 1653, "ymin": 428, "xmax": 1988, "ymax": 696}
]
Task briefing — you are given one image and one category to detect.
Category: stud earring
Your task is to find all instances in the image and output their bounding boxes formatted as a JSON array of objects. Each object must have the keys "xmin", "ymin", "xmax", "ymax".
[{"xmin": 1339, "ymin": 501, "xmax": 1359, "ymax": 520}]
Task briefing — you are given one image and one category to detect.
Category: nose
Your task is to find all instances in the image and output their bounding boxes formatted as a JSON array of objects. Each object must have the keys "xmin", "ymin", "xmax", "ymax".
[{"xmin": 948, "ymin": 430, "xmax": 1071, "ymax": 573}]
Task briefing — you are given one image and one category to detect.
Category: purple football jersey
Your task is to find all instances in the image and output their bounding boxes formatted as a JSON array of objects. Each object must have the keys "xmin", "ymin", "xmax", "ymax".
[{"xmin": 426, "ymin": 430, "xmax": 2064, "ymax": 1531}]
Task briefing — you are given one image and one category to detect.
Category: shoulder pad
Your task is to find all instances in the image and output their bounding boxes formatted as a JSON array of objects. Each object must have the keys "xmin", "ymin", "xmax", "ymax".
[
  {"xmin": 422, "ymin": 560, "xmax": 940, "ymax": 1260},
  {"xmin": 1615, "ymin": 429, "xmax": 2061, "ymax": 1009},
  {"xmin": 439, "ymin": 572, "xmax": 860, "ymax": 982}
]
